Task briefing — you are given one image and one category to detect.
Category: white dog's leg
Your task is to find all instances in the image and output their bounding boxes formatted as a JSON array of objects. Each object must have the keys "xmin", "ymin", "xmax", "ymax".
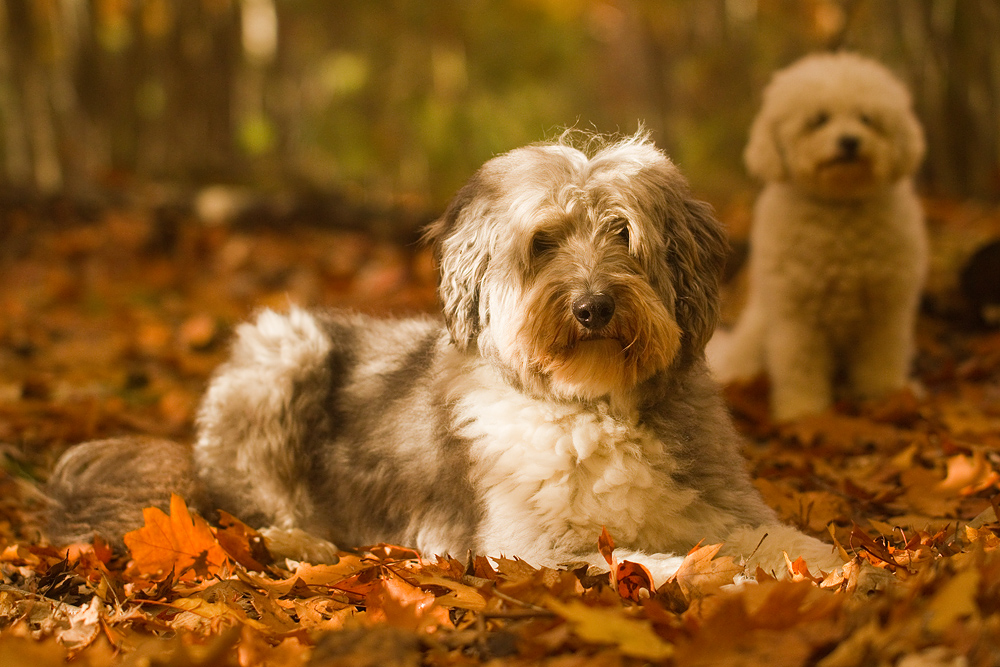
[
  {"xmin": 847, "ymin": 314, "xmax": 913, "ymax": 399},
  {"xmin": 259, "ymin": 526, "xmax": 340, "ymax": 564},
  {"xmin": 712, "ymin": 299, "xmax": 766, "ymax": 383},
  {"xmin": 723, "ymin": 524, "xmax": 843, "ymax": 578},
  {"xmin": 766, "ymin": 319, "xmax": 833, "ymax": 421},
  {"xmin": 572, "ymin": 550, "xmax": 687, "ymax": 589}
]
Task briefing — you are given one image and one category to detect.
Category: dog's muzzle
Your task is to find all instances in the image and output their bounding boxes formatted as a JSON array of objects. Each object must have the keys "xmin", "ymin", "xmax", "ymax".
[
  {"xmin": 836, "ymin": 134, "xmax": 860, "ymax": 161},
  {"xmin": 572, "ymin": 293, "xmax": 615, "ymax": 330}
]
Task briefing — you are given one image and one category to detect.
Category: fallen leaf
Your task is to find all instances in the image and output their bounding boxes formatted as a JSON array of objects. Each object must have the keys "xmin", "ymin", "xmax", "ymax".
[
  {"xmin": 54, "ymin": 597, "xmax": 103, "ymax": 651},
  {"xmin": 396, "ymin": 570, "xmax": 487, "ymax": 610},
  {"xmin": 666, "ymin": 543, "xmax": 742, "ymax": 600},
  {"xmin": 615, "ymin": 560, "xmax": 654, "ymax": 602},
  {"xmin": 938, "ymin": 451, "xmax": 1000, "ymax": 495},
  {"xmin": 124, "ymin": 494, "xmax": 229, "ymax": 580},
  {"xmin": 926, "ymin": 568, "xmax": 980, "ymax": 633},
  {"xmin": 364, "ymin": 574, "xmax": 452, "ymax": 632},
  {"xmin": 545, "ymin": 597, "xmax": 673, "ymax": 660},
  {"xmin": 214, "ymin": 511, "xmax": 271, "ymax": 572}
]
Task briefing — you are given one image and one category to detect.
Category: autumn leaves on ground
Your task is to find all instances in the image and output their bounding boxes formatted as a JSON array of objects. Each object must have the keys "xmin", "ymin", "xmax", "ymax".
[{"xmin": 2, "ymin": 201, "xmax": 1000, "ymax": 666}]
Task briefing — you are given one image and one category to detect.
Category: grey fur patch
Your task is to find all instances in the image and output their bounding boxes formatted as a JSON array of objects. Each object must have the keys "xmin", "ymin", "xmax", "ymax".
[{"xmin": 45, "ymin": 437, "xmax": 204, "ymax": 551}]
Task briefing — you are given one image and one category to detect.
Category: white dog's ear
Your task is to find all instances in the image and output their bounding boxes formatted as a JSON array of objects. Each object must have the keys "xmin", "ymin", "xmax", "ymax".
[
  {"xmin": 669, "ymin": 198, "xmax": 728, "ymax": 359},
  {"xmin": 891, "ymin": 110, "xmax": 926, "ymax": 181},
  {"xmin": 423, "ymin": 177, "xmax": 491, "ymax": 351},
  {"xmin": 744, "ymin": 112, "xmax": 786, "ymax": 182}
]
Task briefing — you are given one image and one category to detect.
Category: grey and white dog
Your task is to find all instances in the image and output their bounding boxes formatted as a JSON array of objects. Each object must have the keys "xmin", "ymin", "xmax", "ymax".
[{"xmin": 48, "ymin": 132, "xmax": 840, "ymax": 582}]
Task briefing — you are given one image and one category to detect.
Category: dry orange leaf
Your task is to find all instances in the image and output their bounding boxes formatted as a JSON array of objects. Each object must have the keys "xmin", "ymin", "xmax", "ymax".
[
  {"xmin": 364, "ymin": 574, "xmax": 452, "ymax": 632},
  {"xmin": 124, "ymin": 494, "xmax": 229, "ymax": 580},
  {"xmin": 939, "ymin": 451, "xmax": 1000, "ymax": 495},
  {"xmin": 214, "ymin": 510, "xmax": 271, "ymax": 572},
  {"xmin": 597, "ymin": 527, "xmax": 654, "ymax": 601},
  {"xmin": 615, "ymin": 560, "xmax": 654, "ymax": 602}
]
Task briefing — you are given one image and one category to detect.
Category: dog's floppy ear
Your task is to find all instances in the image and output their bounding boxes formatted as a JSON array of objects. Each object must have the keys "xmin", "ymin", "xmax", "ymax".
[
  {"xmin": 423, "ymin": 175, "xmax": 492, "ymax": 351},
  {"xmin": 669, "ymin": 197, "xmax": 728, "ymax": 359},
  {"xmin": 744, "ymin": 110, "xmax": 786, "ymax": 182},
  {"xmin": 890, "ymin": 107, "xmax": 926, "ymax": 181}
]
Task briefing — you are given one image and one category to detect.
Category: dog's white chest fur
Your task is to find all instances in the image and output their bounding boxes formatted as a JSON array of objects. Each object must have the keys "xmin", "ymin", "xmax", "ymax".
[{"xmin": 451, "ymin": 361, "xmax": 695, "ymax": 565}]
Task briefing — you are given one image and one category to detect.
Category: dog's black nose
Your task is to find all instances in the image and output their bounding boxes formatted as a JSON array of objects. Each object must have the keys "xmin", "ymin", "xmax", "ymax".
[
  {"xmin": 572, "ymin": 293, "xmax": 615, "ymax": 330},
  {"xmin": 838, "ymin": 135, "xmax": 860, "ymax": 158}
]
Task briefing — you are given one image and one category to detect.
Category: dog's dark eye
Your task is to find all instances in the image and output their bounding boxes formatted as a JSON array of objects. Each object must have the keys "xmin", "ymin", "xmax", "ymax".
[
  {"xmin": 531, "ymin": 232, "xmax": 557, "ymax": 257},
  {"xmin": 806, "ymin": 111, "xmax": 830, "ymax": 131},
  {"xmin": 859, "ymin": 112, "xmax": 876, "ymax": 127}
]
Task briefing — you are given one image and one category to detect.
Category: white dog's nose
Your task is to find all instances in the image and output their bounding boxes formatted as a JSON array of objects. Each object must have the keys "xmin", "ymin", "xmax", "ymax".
[
  {"xmin": 573, "ymin": 293, "xmax": 615, "ymax": 330},
  {"xmin": 838, "ymin": 135, "xmax": 860, "ymax": 157}
]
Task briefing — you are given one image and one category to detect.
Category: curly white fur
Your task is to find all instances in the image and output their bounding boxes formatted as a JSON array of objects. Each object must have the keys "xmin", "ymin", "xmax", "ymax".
[{"xmin": 712, "ymin": 52, "xmax": 928, "ymax": 421}]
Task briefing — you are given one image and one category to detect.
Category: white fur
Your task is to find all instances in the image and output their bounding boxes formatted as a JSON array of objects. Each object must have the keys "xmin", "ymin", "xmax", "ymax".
[
  {"xmin": 713, "ymin": 53, "xmax": 928, "ymax": 421},
  {"xmin": 196, "ymin": 307, "xmax": 332, "ymax": 530}
]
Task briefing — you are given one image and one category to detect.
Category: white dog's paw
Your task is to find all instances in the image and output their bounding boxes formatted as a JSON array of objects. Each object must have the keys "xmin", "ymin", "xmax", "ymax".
[
  {"xmin": 770, "ymin": 389, "xmax": 832, "ymax": 423},
  {"xmin": 724, "ymin": 524, "xmax": 844, "ymax": 578},
  {"xmin": 638, "ymin": 553, "xmax": 688, "ymax": 588},
  {"xmin": 259, "ymin": 526, "xmax": 340, "ymax": 564}
]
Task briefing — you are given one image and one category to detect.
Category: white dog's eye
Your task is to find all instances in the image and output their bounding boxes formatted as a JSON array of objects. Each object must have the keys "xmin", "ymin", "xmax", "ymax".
[{"xmin": 806, "ymin": 111, "xmax": 830, "ymax": 131}]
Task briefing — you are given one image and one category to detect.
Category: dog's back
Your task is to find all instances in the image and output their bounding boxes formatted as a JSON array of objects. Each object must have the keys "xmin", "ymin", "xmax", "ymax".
[{"xmin": 193, "ymin": 307, "xmax": 484, "ymax": 555}]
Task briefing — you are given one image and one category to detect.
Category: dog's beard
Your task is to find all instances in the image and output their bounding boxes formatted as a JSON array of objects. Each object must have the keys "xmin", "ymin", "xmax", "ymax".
[{"xmin": 494, "ymin": 275, "xmax": 682, "ymax": 401}]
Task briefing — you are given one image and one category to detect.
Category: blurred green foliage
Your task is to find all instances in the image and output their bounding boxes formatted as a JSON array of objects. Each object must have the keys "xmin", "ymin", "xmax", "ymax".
[{"xmin": 1, "ymin": 0, "xmax": 998, "ymax": 208}]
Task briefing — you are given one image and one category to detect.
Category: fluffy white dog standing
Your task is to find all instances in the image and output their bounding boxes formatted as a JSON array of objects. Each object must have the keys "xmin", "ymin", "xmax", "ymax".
[{"xmin": 712, "ymin": 52, "xmax": 927, "ymax": 421}]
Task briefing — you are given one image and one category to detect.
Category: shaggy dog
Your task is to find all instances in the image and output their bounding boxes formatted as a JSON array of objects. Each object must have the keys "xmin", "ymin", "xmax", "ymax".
[
  {"xmin": 711, "ymin": 53, "xmax": 927, "ymax": 421},
  {"xmin": 48, "ymin": 133, "xmax": 841, "ymax": 583}
]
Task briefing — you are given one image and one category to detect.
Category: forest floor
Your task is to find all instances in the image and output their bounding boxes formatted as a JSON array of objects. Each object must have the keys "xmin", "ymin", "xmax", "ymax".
[{"xmin": 1, "ymin": 198, "xmax": 1000, "ymax": 666}]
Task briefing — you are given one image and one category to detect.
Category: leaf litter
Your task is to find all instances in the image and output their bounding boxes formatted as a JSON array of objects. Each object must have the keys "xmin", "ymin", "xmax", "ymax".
[{"xmin": 1, "ymin": 203, "xmax": 1000, "ymax": 664}]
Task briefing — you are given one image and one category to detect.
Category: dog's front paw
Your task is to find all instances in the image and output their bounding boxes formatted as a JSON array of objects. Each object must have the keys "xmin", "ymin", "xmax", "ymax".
[
  {"xmin": 259, "ymin": 526, "xmax": 340, "ymax": 564},
  {"xmin": 724, "ymin": 524, "xmax": 844, "ymax": 578}
]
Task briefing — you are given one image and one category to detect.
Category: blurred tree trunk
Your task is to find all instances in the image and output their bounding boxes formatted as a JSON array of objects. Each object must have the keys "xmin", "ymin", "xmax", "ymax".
[
  {"xmin": 0, "ymin": 0, "xmax": 998, "ymax": 203},
  {"xmin": 893, "ymin": 0, "xmax": 1000, "ymax": 198}
]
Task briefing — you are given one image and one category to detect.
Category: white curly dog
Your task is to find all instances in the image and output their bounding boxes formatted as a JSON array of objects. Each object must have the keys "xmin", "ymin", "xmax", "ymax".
[{"xmin": 711, "ymin": 52, "xmax": 927, "ymax": 421}]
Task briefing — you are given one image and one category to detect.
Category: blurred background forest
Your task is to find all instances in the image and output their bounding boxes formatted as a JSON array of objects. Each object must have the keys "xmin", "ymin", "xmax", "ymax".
[{"xmin": 2, "ymin": 0, "xmax": 1000, "ymax": 229}]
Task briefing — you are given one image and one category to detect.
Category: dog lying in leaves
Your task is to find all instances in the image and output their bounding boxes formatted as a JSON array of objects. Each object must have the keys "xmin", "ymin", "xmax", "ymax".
[{"xmin": 47, "ymin": 132, "xmax": 842, "ymax": 584}]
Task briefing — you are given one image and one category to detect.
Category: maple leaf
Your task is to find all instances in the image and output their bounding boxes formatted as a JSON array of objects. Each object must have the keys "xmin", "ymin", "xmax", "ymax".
[
  {"xmin": 364, "ymin": 573, "xmax": 452, "ymax": 632},
  {"xmin": 124, "ymin": 494, "xmax": 229, "ymax": 580}
]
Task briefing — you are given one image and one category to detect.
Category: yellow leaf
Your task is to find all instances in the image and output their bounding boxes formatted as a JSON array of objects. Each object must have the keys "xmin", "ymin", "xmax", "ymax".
[
  {"xmin": 545, "ymin": 598, "xmax": 673, "ymax": 660},
  {"xmin": 938, "ymin": 451, "xmax": 999, "ymax": 495},
  {"xmin": 399, "ymin": 571, "xmax": 487, "ymax": 610},
  {"xmin": 926, "ymin": 569, "xmax": 980, "ymax": 633}
]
